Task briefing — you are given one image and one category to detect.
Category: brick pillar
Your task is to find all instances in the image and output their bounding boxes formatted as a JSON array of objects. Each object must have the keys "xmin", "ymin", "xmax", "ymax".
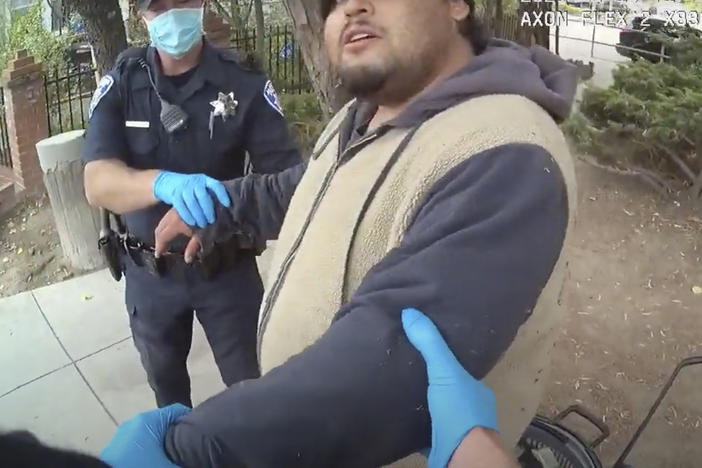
[
  {"xmin": 204, "ymin": 10, "xmax": 233, "ymax": 48},
  {"xmin": 1, "ymin": 50, "xmax": 49, "ymax": 194}
]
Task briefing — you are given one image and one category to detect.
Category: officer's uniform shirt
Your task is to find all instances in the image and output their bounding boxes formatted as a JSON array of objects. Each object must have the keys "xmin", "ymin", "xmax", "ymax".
[{"xmin": 82, "ymin": 41, "xmax": 301, "ymax": 246}]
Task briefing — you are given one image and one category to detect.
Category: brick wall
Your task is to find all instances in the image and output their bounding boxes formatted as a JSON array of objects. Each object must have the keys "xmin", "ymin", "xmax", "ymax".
[{"xmin": 1, "ymin": 50, "xmax": 49, "ymax": 195}]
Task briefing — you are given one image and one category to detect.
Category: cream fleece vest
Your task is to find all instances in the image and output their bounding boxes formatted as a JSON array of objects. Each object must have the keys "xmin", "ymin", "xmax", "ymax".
[{"xmin": 258, "ymin": 94, "xmax": 577, "ymax": 466}]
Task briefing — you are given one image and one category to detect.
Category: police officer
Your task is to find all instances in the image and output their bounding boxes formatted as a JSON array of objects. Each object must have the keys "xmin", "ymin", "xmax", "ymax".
[{"xmin": 81, "ymin": 0, "xmax": 301, "ymax": 409}]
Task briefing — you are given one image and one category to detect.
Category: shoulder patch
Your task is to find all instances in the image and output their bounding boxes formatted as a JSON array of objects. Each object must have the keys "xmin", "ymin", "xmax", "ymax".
[
  {"xmin": 88, "ymin": 75, "xmax": 115, "ymax": 120},
  {"xmin": 263, "ymin": 80, "xmax": 283, "ymax": 116}
]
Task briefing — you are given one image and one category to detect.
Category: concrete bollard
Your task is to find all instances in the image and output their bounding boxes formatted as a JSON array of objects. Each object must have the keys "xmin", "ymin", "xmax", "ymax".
[{"xmin": 36, "ymin": 130, "xmax": 104, "ymax": 272}]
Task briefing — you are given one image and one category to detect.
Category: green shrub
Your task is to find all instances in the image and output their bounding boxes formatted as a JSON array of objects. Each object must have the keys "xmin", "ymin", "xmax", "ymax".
[
  {"xmin": 564, "ymin": 34, "xmax": 702, "ymax": 197},
  {"xmin": 559, "ymin": 2, "xmax": 580, "ymax": 15},
  {"xmin": 279, "ymin": 92, "xmax": 326, "ymax": 157},
  {"xmin": 127, "ymin": 12, "xmax": 150, "ymax": 48},
  {"xmin": 0, "ymin": 3, "xmax": 75, "ymax": 73}
]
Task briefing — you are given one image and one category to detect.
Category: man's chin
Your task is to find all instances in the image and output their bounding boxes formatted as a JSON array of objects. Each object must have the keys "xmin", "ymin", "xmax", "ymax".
[{"xmin": 339, "ymin": 73, "xmax": 387, "ymax": 100}]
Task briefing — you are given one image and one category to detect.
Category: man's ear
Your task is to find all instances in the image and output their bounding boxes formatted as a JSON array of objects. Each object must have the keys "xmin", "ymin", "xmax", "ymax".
[{"xmin": 448, "ymin": 0, "xmax": 470, "ymax": 22}]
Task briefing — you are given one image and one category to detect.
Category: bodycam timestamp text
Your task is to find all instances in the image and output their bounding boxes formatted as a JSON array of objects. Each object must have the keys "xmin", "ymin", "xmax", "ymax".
[{"xmin": 519, "ymin": 0, "xmax": 702, "ymax": 29}]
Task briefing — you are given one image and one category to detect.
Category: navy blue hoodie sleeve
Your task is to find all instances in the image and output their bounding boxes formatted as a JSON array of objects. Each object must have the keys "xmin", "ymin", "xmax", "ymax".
[
  {"xmin": 165, "ymin": 143, "xmax": 569, "ymax": 468},
  {"xmin": 196, "ymin": 162, "xmax": 306, "ymax": 250}
]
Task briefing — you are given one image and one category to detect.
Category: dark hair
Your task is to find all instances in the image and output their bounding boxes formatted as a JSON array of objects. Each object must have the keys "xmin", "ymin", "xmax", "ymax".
[
  {"xmin": 320, "ymin": 0, "xmax": 334, "ymax": 19},
  {"xmin": 320, "ymin": 0, "xmax": 488, "ymax": 54},
  {"xmin": 458, "ymin": 2, "xmax": 488, "ymax": 55}
]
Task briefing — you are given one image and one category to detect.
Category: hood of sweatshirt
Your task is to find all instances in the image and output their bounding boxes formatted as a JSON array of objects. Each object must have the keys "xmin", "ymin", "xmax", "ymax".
[{"xmin": 373, "ymin": 38, "xmax": 578, "ymax": 129}]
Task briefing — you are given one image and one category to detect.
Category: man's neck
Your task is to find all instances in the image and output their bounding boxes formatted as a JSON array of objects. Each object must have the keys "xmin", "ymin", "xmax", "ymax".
[
  {"xmin": 157, "ymin": 39, "xmax": 204, "ymax": 76},
  {"xmin": 368, "ymin": 42, "xmax": 473, "ymax": 131}
]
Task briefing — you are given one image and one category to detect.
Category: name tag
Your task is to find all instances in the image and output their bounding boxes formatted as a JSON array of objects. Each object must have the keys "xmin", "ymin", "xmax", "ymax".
[{"xmin": 125, "ymin": 121, "xmax": 150, "ymax": 128}]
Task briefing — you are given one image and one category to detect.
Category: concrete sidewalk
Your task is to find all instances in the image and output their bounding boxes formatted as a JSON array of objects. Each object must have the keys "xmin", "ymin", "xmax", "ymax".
[{"xmin": 0, "ymin": 269, "xmax": 225, "ymax": 455}]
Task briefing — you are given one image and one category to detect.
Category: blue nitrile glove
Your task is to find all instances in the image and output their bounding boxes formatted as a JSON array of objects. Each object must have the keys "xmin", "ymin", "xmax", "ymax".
[
  {"xmin": 402, "ymin": 308, "xmax": 499, "ymax": 468},
  {"xmin": 152, "ymin": 171, "xmax": 231, "ymax": 228},
  {"xmin": 100, "ymin": 403, "xmax": 190, "ymax": 468}
]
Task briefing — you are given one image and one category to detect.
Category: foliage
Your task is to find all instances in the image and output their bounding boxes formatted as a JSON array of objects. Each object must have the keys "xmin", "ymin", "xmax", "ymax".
[
  {"xmin": 127, "ymin": 12, "xmax": 149, "ymax": 47},
  {"xmin": 0, "ymin": 2, "xmax": 76, "ymax": 74},
  {"xmin": 279, "ymin": 92, "xmax": 326, "ymax": 156},
  {"xmin": 564, "ymin": 34, "xmax": 702, "ymax": 197},
  {"xmin": 210, "ymin": 0, "xmax": 291, "ymax": 30},
  {"xmin": 260, "ymin": 2, "xmax": 293, "ymax": 26},
  {"xmin": 474, "ymin": 0, "xmax": 516, "ymax": 15},
  {"xmin": 558, "ymin": 1, "xmax": 581, "ymax": 15},
  {"xmin": 681, "ymin": 0, "xmax": 702, "ymax": 9},
  {"xmin": 232, "ymin": 27, "xmax": 314, "ymax": 95},
  {"xmin": 210, "ymin": 0, "xmax": 254, "ymax": 31}
]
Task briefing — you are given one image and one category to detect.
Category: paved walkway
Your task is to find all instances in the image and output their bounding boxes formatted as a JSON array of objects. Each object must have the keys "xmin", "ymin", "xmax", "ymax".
[{"xmin": 0, "ymin": 269, "xmax": 225, "ymax": 455}]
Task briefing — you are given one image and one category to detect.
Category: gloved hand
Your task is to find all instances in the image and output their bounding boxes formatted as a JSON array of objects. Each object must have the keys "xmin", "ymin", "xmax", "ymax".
[
  {"xmin": 152, "ymin": 171, "xmax": 231, "ymax": 228},
  {"xmin": 401, "ymin": 308, "xmax": 499, "ymax": 468},
  {"xmin": 100, "ymin": 403, "xmax": 190, "ymax": 468}
]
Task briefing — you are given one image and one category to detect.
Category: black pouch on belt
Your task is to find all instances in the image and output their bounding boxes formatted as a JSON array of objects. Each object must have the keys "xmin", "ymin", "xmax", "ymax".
[{"xmin": 98, "ymin": 208, "xmax": 126, "ymax": 282}]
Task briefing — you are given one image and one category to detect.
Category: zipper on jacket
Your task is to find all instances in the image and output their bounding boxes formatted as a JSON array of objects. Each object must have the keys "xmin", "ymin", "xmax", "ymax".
[{"xmin": 256, "ymin": 130, "xmax": 380, "ymax": 360}]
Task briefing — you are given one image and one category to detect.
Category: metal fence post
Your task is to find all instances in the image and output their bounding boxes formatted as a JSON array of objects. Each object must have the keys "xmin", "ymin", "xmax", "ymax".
[
  {"xmin": 268, "ymin": 25, "xmax": 273, "ymax": 72},
  {"xmin": 0, "ymin": 90, "xmax": 12, "ymax": 169},
  {"xmin": 42, "ymin": 64, "xmax": 98, "ymax": 137},
  {"xmin": 591, "ymin": 24, "xmax": 596, "ymax": 57}
]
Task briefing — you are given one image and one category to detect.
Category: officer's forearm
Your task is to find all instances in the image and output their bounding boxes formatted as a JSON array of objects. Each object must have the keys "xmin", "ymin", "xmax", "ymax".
[
  {"xmin": 84, "ymin": 159, "xmax": 159, "ymax": 214},
  {"xmin": 448, "ymin": 428, "xmax": 519, "ymax": 468}
]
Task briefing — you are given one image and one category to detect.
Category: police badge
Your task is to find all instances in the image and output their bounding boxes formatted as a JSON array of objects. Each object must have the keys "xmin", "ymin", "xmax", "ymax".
[{"xmin": 209, "ymin": 92, "xmax": 239, "ymax": 139}]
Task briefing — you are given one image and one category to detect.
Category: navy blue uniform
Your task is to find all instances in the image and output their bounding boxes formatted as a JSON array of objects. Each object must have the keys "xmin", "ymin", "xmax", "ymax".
[{"xmin": 82, "ymin": 41, "xmax": 301, "ymax": 408}]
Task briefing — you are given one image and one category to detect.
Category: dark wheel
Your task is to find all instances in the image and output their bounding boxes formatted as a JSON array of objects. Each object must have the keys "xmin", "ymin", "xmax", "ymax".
[{"xmin": 517, "ymin": 416, "xmax": 603, "ymax": 468}]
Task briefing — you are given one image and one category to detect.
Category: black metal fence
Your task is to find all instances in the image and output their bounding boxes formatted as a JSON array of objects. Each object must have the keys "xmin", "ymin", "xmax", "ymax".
[
  {"xmin": 478, "ymin": 13, "xmax": 521, "ymax": 43},
  {"xmin": 41, "ymin": 26, "xmax": 311, "ymax": 137},
  {"xmin": 43, "ymin": 64, "xmax": 97, "ymax": 136},
  {"xmin": 0, "ymin": 90, "xmax": 11, "ymax": 168},
  {"xmin": 230, "ymin": 25, "xmax": 313, "ymax": 94}
]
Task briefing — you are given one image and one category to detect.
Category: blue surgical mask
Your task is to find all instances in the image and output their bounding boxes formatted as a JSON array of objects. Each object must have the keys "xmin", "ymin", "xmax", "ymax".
[{"xmin": 147, "ymin": 8, "xmax": 203, "ymax": 58}]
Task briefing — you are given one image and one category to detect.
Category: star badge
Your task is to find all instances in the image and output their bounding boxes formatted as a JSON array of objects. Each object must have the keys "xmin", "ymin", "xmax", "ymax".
[{"xmin": 210, "ymin": 92, "xmax": 238, "ymax": 120}]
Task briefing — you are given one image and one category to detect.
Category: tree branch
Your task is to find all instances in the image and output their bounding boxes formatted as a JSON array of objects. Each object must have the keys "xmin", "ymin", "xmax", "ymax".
[
  {"xmin": 578, "ymin": 155, "xmax": 674, "ymax": 197},
  {"xmin": 691, "ymin": 145, "xmax": 702, "ymax": 198},
  {"xmin": 631, "ymin": 166, "xmax": 676, "ymax": 196},
  {"xmin": 46, "ymin": 0, "xmax": 60, "ymax": 12},
  {"xmin": 691, "ymin": 171, "xmax": 702, "ymax": 199},
  {"xmin": 655, "ymin": 143, "xmax": 696, "ymax": 183},
  {"xmin": 210, "ymin": 0, "xmax": 233, "ymax": 24},
  {"xmin": 243, "ymin": 0, "xmax": 255, "ymax": 26}
]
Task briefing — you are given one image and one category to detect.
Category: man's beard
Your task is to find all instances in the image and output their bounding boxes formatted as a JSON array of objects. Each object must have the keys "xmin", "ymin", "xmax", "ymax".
[
  {"xmin": 338, "ymin": 62, "xmax": 391, "ymax": 100},
  {"xmin": 337, "ymin": 55, "xmax": 435, "ymax": 105}
]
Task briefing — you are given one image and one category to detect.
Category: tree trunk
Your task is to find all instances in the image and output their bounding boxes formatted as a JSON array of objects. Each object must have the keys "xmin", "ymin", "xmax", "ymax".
[
  {"xmin": 282, "ymin": 0, "xmax": 351, "ymax": 117},
  {"xmin": 231, "ymin": 0, "xmax": 242, "ymax": 29},
  {"xmin": 518, "ymin": 1, "xmax": 550, "ymax": 48},
  {"xmin": 494, "ymin": 0, "xmax": 504, "ymax": 38},
  {"xmin": 253, "ymin": 0, "xmax": 266, "ymax": 62},
  {"xmin": 482, "ymin": 1, "xmax": 495, "ymax": 37},
  {"xmin": 64, "ymin": 0, "xmax": 128, "ymax": 76}
]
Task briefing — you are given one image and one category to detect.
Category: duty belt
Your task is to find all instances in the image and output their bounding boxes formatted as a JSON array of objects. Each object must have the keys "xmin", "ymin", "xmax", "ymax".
[
  {"xmin": 122, "ymin": 235, "xmax": 245, "ymax": 280},
  {"xmin": 98, "ymin": 209, "xmax": 253, "ymax": 282}
]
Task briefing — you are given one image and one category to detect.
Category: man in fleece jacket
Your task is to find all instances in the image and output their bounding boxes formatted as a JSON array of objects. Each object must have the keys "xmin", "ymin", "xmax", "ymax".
[{"xmin": 117, "ymin": 0, "xmax": 578, "ymax": 466}]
